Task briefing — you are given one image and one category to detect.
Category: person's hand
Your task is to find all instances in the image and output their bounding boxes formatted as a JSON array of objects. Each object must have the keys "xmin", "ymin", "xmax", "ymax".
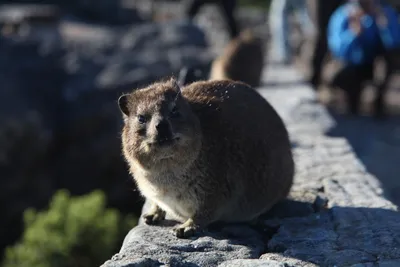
[{"xmin": 348, "ymin": 7, "xmax": 365, "ymax": 35}]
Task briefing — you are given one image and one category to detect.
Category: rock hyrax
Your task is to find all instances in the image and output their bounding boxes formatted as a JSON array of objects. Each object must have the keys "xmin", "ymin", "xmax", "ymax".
[
  {"xmin": 118, "ymin": 78, "xmax": 293, "ymax": 238},
  {"xmin": 210, "ymin": 28, "xmax": 265, "ymax": 87}
]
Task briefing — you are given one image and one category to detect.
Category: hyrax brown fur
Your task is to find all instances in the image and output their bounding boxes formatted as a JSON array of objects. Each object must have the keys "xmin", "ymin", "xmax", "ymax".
[
  {"xmin": 210, "ymin": 28, "xmax": 265, "ymax": 87},
  {"xmin": 118, "ymin": 78, "xmax": 293, "ymax": 238}
]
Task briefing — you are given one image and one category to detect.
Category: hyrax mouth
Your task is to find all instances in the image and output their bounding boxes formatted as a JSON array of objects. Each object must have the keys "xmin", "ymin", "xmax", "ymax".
[{"xmin": 152, "ymin": 136, "xmax": 181, "ymax": 147}]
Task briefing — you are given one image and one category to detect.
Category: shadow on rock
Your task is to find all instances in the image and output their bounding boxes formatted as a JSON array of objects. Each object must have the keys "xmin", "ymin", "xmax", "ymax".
[
  {"xmin": 102, "ymin": 197, "xmax": 400, "ymax": 267},
  {"xmin": 265, "ymin": 206, "xmax": 400, "ymax": 267},
  {"xmin": 326, "ymin": 111, "xmax": 400, "ymax": 207}
]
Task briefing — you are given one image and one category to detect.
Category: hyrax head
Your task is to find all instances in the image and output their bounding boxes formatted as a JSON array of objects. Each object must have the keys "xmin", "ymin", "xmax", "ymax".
[{"xmin": 118, "ymin": 78, "xmax": 201, "ymax": 171}]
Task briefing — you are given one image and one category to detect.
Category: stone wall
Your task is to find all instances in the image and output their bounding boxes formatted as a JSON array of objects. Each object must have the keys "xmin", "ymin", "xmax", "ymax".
[{"xmin": 101, "ymin": 65, "xmax": 400, "ymax": 267}]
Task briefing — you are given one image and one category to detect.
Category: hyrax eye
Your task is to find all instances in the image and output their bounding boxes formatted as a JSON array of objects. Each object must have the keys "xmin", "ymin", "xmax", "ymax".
[
  {"xmin": 170, "ymin": 106, "xmax": 180, "ymax": 118},
  {"xmin": 137, "ymin": 115, "xmax": 147, "ymax": 124}
]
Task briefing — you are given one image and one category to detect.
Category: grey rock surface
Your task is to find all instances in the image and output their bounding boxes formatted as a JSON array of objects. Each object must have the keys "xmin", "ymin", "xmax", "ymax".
[
  {"xmin": 61, "ymin": 20, "xmax": 211, "ymax": 98},
  {"xmin": 0, "ymin": 1, "xmax": 146, "ymax": 25},
  {"xmin": 218, "ymin": 259, "xmax": 286, "ymax": 267},
  {"xmin": 102, "ymin": 64, "xmax": 400, "ymax": 267},
  {"xmin": 109, "ymin": 224, "xmax": 264, "ymax": 267}
]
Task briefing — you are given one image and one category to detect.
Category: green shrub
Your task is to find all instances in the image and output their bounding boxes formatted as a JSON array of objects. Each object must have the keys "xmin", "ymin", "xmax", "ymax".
[{"xmin": 3, "ymin": 190, "xmax": 137, "ymax": 267}]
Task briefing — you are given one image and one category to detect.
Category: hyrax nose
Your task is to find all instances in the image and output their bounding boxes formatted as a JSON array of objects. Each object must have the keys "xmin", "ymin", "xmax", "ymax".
[{"xmin": 155, "ymin": 120, "xmax": 171, "ymax": 139}]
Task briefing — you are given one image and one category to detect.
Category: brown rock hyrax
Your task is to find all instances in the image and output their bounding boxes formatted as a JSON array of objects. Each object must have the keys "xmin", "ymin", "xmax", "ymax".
[
  {"xmin": 118, "ymin": 78, "xmax": 293, "ymax": 238},
  {"xmin": 210, "ymin": 28, "xmax": 265, "ymax": 87}
]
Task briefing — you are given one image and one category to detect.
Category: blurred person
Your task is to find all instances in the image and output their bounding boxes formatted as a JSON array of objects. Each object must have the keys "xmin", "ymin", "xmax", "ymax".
[
  {"xmin": 268, "ymin": 0, "xmax": 314, "ymax": 64},
  {"xmin": 307, "ymin": 0, "xmax": 345, "ymax": 89},
  {"xmin": 186, "ymin": 0, "xmax": 239, "ymax": 39},
  {"xmin": 327, "ymin": 0, "xmax": 400, "ymax": 117}
]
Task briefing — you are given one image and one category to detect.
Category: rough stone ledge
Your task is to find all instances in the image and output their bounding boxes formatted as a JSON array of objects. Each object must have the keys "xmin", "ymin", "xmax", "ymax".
[{"xmin": 101, "ymin": 65, "xmax": 400, "ymax": 267}]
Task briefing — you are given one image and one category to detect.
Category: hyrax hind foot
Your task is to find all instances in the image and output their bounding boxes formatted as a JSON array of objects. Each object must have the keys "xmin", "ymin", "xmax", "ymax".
[
  {"xmin": 173, "ymin": 218, "xmax": 199, "ymax": 238},
  {"xmin": 142, "ymin": 204, "xmax": 166, "ymax": 225}
]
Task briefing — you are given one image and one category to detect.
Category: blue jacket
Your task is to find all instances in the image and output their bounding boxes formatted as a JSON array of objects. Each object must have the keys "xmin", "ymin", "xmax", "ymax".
[{"xmin": 328, "ymin": 3, "xmax": 400, "ymax": 65}]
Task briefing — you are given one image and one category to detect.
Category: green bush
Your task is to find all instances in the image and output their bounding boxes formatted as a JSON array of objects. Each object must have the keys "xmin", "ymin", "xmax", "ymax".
[{"xmin": 3, "ymin": 190, "xmax": 137, "ymax": 267}]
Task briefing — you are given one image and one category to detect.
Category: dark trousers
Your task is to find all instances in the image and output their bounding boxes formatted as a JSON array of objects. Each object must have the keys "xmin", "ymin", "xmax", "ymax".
[
  {"xmin": 187, "ymin": 0, "xmax": 239, "ymax": 39},
  {"xmin": 331, "ymin": 48, "xmax": 400, "ymax": 117},
  {"xmin": 332, "ymin": 63, "xmax": 374, "ymax": 115},
  {"xmin": 307, "ymin": 0, "xmax": 344, "ymax": 88}
]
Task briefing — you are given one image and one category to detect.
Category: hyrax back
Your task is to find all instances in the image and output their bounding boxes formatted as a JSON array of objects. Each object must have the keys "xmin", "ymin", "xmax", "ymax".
[
  {"xmin": 118, "ymin": 78, "xmax": 293, "ymax": 238},
  {"xmin": 210, "ymin": 29, "xmax": 265, "ymax": 87}
]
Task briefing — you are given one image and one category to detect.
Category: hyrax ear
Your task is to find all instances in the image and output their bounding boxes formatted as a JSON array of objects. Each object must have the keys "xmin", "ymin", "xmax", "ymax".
[{"xmin": 118, "ymin": 94, "xmax": 130, "ymax": 116}]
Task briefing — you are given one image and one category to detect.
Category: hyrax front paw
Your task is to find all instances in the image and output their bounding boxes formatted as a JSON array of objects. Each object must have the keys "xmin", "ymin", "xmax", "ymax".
[
  {"xmin": 173, "ymin": 218, "xmax": 199, "ymax": 238},
  {"xmin": 143, "ymin": 209, "xmax": 166, "ymax": 225}
]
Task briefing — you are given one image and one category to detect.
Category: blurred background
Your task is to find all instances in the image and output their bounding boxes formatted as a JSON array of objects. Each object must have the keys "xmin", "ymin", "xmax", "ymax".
[{"xmin": 0, "ymin": 0, "xmax": 399, "ymax": 266}]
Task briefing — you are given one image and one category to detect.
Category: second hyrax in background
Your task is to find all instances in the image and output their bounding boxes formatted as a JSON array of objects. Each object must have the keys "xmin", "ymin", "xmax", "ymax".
[
  {"xmin": 118, "ymin": 78, "xmax": 293, "ymax": 238},
  {"xmin": 210, "ymin": 29, "xmax": 265, "ymax": 87}
]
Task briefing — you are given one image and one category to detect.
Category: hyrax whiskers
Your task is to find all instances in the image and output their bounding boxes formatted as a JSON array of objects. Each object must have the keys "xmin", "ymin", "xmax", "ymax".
[{"xmin": 118, "ymin": 78, "xmax": 294, "ymax": 238}]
